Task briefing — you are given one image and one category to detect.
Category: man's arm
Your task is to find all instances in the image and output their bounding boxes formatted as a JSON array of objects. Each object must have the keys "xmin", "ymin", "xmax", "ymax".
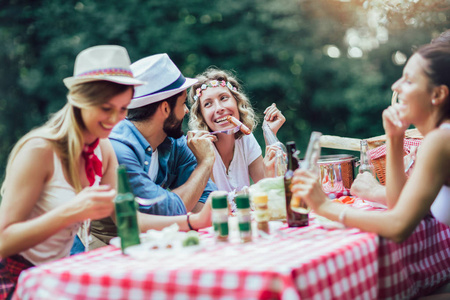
[{"xmin": 169, "ymin": 132, "xmax": 216, "ymax": 212}]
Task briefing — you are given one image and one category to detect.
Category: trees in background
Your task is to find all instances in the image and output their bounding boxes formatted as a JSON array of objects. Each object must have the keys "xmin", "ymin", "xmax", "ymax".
[{"xmin": 0, "ymin": 0, "xmax": 448, "ymax": 178}]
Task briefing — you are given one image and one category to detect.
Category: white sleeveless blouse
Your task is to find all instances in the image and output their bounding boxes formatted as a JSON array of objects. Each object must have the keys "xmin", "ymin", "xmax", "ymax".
[
  {"xmin": 430, "ymin": 123, "xmax": 450, "ymax": 226},
  {"xmin": 21, "ymin": 147, "xmax": 102, "ymax": 265}
]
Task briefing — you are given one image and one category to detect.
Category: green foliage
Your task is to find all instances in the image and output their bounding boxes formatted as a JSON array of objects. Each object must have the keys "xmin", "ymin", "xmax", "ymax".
[{"xmin": 0, "ymin": 0, "xmax": 448, "ymax": 178}]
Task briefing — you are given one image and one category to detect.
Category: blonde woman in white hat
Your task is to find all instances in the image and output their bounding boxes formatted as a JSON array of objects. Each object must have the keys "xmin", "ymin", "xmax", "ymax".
[{"xmin": 0, "ymin": 45, "xmax": 144, "ymax": 298}]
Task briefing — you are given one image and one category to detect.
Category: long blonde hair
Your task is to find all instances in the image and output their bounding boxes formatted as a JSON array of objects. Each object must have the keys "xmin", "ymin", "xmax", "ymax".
[
  {"xmin": 188, "ymin": 68, "xmax": 258, "ymax": 139},
  {"xmin": 1, "ymin": 81, "xmax": 131, "ymax": 194}
]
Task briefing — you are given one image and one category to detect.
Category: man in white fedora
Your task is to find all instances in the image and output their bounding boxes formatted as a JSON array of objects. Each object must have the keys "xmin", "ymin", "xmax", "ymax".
[{"xmin": 90, "ymin": 53, "xmax": 217, "ymax": 244}]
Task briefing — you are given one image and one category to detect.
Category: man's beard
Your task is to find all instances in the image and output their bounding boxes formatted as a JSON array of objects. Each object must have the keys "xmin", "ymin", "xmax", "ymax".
[{"xmin": 163, "ymin": 110, "xmax": 184, "ymax": 139}]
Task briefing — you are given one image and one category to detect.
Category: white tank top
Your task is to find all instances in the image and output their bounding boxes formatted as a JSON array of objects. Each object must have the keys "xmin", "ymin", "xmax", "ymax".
[
  {"xmin": 21, "ymin": 147, "xmax": 102, "ymax": 265},
  {"xmin": 430, "ymin": 123, "xmax": 450, "ymax": 226}
]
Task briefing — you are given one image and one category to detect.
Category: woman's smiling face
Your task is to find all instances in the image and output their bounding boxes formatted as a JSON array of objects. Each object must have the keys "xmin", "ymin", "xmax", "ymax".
[
  {"xmin": 81, "ymin": 87, "xmax": 133, "ymax": 143},
  {"xmin": 199, "ymin": 86, "xmax": 239, "ymax": 132},
  {"xmin": 392, "ymin": 53, "xmax": 434, "ymax": 125}
]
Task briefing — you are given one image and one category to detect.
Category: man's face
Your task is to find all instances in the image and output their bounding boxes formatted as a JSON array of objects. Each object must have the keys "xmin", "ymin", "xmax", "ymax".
[{"xmin": 163, "ymin": 91, "xmax": 188, "ymax": 139}]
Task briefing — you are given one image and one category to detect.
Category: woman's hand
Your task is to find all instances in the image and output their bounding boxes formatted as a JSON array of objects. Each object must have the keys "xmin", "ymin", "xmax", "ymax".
[
  {"xmin": 350, "ymin": 172, "xmax": 387, "ymax": 205},
  {"xmin": 403, "ymin": 145, "xmax": 418, "ymax": 177},
  {"xmin": 190, "ymin": 193, "xmax": 213, "ymax": 230},
  {"xmin": 71, "ymin": 185, "xmax": 116, "ymax": 222},
  {"xmin": 291, "ymin": 168, "xmax": 328, "ymax": 213},
  {"xmin": 264, "ymin": 103, "xmax": 285, "ymax": 135},
  {"xmin": 263, "ymin": 145, "xmax": 283, "ymax": 177},
  {"xmin": 382, "ymin": 103, "xmax": 410, "ymax": 138}
]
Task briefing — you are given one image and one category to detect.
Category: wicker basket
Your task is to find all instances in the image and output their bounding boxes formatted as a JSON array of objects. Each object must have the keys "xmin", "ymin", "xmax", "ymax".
[{"xmin": 365, "ymin": 129, "xmax": 423, "ymax": 185}]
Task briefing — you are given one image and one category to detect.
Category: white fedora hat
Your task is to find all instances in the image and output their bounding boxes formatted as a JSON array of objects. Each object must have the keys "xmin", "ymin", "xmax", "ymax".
[
  {"xmin": 63, "ymin": 45, "xmax": 145, "ymax": 89},
  {"xmin": 128, "ymin": 53, "xmax": 197, "ymax": 109}
]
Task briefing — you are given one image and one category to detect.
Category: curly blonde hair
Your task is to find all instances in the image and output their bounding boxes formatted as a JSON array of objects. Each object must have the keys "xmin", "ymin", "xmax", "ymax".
[
  {"xmin": 188, "ymin": 68, "xmax": 258, "ymax": 139},
  {"xmin": 1, "ymin": 81, "xmax": 131, "ymax": 195}
]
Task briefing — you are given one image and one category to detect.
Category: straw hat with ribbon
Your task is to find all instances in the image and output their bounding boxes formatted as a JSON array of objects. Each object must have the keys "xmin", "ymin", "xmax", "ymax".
[
  {"xmin": 63, "ymin": 45, "xmax": 145, "ymax": 89},
  {"xmin": 128, "ymin": 53, "xmax": 197, "ymax": 109}
]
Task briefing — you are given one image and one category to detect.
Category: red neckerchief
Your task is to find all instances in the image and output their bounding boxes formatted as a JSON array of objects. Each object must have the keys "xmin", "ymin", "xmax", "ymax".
[{"xmin": 82, "ymin": 139, "xmax": 102, "ymax": 186}]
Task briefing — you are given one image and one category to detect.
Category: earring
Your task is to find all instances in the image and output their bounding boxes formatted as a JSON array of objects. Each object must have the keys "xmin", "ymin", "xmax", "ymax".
[{"xmin": 432, "ymin": 99, "xmax": 437, "ymax": 105}]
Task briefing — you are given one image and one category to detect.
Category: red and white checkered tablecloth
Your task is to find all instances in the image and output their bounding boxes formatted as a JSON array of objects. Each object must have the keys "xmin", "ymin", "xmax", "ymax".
[
  {"xmin": 12, "ymin": 210, "xmax": 450, "ymax": 300},
  {"xmin": 378, "ymin": 215, "xmax": 450, "ymax": 299},
  {"xmin": 368, "ymin": 138, "xmax": 422, "ymax": 160},
  {"xmin": 13, "ymin": 223, "xmax": 378, "ymax": 300}
]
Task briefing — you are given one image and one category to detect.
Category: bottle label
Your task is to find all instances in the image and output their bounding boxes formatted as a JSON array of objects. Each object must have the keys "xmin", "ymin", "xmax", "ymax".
[
  {"xmin": 238, "ymin": 222, "xmax": 251, "ymax": 232},
  {"xmin": 284, "ymin": 178, "xmax": 309, "ymax": 227},
  {"xmin": 212, "ymin": 210, "xmax": 229, "ymax": 238},
  {"xmin": 254, "ymin": 210, "xmax": 270, "ymax": 222},
  {"xmin": 213, "ymin": 222, "xmax": 229, "ymax": 237}
]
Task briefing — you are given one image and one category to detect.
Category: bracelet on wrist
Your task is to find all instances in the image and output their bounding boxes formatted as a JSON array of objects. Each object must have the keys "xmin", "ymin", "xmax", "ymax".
[
  {"xmin": 186, "ymin": 212, "xmax": 196, "ymax": 231},
  {"xmin": 338, "ymin": 206, "xmax": 351, "ymax": 225}
]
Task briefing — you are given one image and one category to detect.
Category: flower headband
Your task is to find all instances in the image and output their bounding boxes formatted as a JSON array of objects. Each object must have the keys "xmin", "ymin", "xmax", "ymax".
[{"xmin": 193, "ymin": 80, "xmax": 237, "ymax": 101}]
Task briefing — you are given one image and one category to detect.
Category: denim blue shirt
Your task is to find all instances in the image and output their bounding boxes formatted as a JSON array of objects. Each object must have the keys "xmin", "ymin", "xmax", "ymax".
[{"xmin": 109, "ymin": 119, "xmax": 217, "ymax": 216}]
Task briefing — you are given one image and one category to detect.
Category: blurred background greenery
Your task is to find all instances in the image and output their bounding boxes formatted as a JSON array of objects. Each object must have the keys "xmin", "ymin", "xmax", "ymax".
[{"xmin": 0, "ymin": 0, "xmax": 449, "ymax": 181}]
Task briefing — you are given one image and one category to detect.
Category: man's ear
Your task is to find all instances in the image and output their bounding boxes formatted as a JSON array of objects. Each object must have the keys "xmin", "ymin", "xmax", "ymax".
[{"xmin": 159, "ymin": 100, "xmax": 171, "ymax": 117}]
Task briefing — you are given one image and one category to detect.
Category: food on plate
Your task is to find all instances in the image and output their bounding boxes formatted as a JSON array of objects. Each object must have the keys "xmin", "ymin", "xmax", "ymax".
[
  {"xmin": 332, "ymin": 196, "xmax": 356, "ymax": 205},
  {"xmin": 182, "ymin": 231, "xmax": 200, "ymax": 247}
]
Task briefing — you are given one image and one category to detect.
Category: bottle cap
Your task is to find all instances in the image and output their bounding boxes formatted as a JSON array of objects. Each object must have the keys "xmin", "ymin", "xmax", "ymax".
[
  {"xmin": 211, "ymin": 192, "xmax": 228, "ymax": 209},
  {"xmin": 235, "ymin": 194, "xmax": 250, "ymax": 209},
  {"xmin": 252, "ymin": 193, "xmax": 268, "ymax": 204}
]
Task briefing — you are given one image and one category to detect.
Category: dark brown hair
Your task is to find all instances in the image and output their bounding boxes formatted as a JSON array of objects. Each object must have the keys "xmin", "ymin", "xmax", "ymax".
[{"xmin": 417, "ymin": 43, "xmax": 450, "ymax": 126}]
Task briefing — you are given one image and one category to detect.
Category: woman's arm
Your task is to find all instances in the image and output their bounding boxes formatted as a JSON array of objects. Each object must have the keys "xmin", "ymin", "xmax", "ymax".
[
  {"xmin": 348, "ymin": 132, "xmax": 447, "ymax": 241},
  {"xmin": 0, "ymin": 139, "xmax": 115, "ymax": 258},
  {"xmin": 99, "ymin": 138, "xmax": 118, "ymax": 189},
  {"xmin": 248, "ymin": 155, "xmax": 265, "ymax": 183},
  {"xmin": 0, "ymin": 139, "xmax": 57, "ymax": 257},
  {"xmin": 385, "ymin": 134, "xmax": 408, "ymax": 208},
  {"xmin": 382, "ymin": 104, "xmax": 410, "ymax": 208},
  {"xmin": 99, "ymin": 139, "xmax": 119, "ymax": 223},
  {"xmin": 136, "ymin": 193, "xmax": 213, "ymax": 232},
  {"xmin": 292, "ymin": 130, "xmax": 449, "ymax": 242}
]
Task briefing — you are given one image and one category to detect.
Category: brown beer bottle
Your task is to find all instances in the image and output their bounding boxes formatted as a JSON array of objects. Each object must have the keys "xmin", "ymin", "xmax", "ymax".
[
  {"xmin": 284, "ymin": 141, "xmax": 308, "ymax": 227},
  {"xmin": 290, "ymin": 132, "xmax": 322, "ymax": 218}
]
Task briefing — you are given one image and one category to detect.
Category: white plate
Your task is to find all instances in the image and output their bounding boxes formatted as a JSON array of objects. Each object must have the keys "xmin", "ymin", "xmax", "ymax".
[
  {"xmin": 110, "ymin": 231, "xmax": 203, "ymax": 259},
  {"xmin": 124, "ymin": 242, "xmax": 203, "ymax": 259}
]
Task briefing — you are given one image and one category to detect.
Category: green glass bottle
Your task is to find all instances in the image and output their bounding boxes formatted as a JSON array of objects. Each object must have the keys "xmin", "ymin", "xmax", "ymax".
[{"xmin": 115, "ymin": 165, "xmax": 140, "ymax": 253}]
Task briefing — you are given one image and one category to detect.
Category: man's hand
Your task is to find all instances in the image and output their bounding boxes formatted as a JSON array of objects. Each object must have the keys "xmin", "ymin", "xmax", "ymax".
[{"xmin": 186, "ymin": 131, "xmax": 216, "ymax": 165}]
